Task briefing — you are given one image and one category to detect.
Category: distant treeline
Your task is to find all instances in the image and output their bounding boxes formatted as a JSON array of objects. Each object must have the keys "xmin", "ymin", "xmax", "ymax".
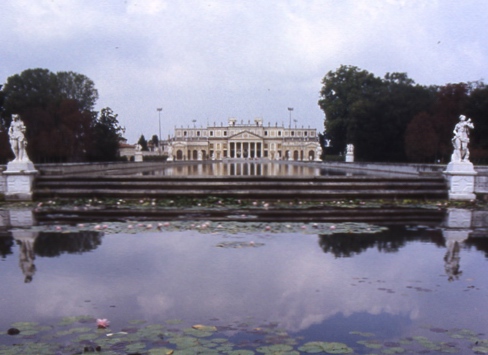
[{"xmin": 319, "ymin": 65, "xmax": 488, "ymax": 163}]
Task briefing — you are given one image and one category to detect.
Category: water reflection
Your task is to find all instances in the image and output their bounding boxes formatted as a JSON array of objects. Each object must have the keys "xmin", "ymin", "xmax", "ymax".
[
  {"xmin": 136, "ymin": 161, "xmax": 366, "ymax": 177},
  {"xmin": 0, "ymin": 208, "xmax": 488, "ymax": 344}
]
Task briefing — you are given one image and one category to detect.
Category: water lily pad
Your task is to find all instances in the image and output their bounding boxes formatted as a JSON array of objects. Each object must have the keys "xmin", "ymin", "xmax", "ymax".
[
  {"xmin": 183, "ymin": 327, "xmax": 215, "ymax": 337},
  {"xmin": 357, "ymin": 339, "xmax": 383, "ymax": 349},
  {"xmin": 473, "ymin": 345, "xmax": 488, "ymax": 354},
  {"xmin": 192, "ymin": 324, "xmax": 218, "ymax": 332},
  {"xmin": 381, "ymin": 347, "xmax": 405, "ymax": 354},
  {"xmin": 125, "ymin": 341, "xmax": 146, "ymax": 352},
  {"xmin": 298, "ymin": 341, "xmax": 353, "ymax": 354},
  {"xmin": 10, "ymin": 321, "xmax": 39, "ymax": 330},
  {"xmin": 256, "ymin": 344, "xmax": 298, "ymax": 354},
  {"xmin": 58, "ymin": 315, "xmax": 93, "ymax": 325}
]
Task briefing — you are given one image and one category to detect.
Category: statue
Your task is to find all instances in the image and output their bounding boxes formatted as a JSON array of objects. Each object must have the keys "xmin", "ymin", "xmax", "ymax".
[
  {"xmin": 135, "ymin": 143, "xmax": 142, "ymax": 152},
  {"xmin": 346, "ymin": 144, "xmax": 354, "ymax": 155},
  {"xmin": 451, "ymin": 115, "xmax": 474, "ymax": 162},
  {"xmin": 9, "ymin": 114, "xmax": 28, "ymax": 162}
]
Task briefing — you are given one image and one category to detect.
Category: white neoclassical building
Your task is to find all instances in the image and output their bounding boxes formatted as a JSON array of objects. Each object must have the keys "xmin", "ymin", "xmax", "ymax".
[{"xmin": 170, "ymin": 118, "xmax": 321, "ymax": 161}]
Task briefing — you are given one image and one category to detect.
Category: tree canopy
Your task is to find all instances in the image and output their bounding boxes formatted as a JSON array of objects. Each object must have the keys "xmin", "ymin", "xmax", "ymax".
[
  {"xmin": 319, "ymin": 65, "xmax": 488, "ymax": 163},
  {"xmin": 0, "ymin": 68, "xmax": 123, "ymax": 163}
]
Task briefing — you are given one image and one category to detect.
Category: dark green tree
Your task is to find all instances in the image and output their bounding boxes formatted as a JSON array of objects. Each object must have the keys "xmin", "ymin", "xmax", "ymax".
[
  {"xmin": 56, "ymin": 71, "xmax": 98, "ymax": 112},
  {"xmin": 363, "ymin": 73, "xmax": 435, "ymax": 161},
  {"xmin": 151, "ymin": 134, "xmax": 159, "ymax": 149},
  {"xmin": 88, "ymin": 107, "xmax": 125, "ymax": 161},
  {"xmin": 318, "ymin": 65, "xmax": 383, "ymax": 158},
  {"xmin": 1, "ymin": 68, "xmax": 100, "ymax": 162},
  {"xmin": 137, "ymin": 135, "xmax": 148, "ymax": 151},
  {"xmin": 404, "ymin": 112, "xmax": 438, "ymax": 162},
  {"xmin": 318, "ymin": 65, "xmax": 434, "ymax": 161}
]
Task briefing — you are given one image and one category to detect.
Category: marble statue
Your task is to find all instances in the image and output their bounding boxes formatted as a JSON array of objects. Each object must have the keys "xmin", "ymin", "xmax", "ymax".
[
  {"xmin": 8, "ymin": 114, "xmax": 28, "ymax": 162},
  {"xmin": 451, "ymin": 114, "xmax": 474, "ymax": 162},
  {"xmin": 135, "ymin": 143, "xmax": 142, "ymax": 152}
]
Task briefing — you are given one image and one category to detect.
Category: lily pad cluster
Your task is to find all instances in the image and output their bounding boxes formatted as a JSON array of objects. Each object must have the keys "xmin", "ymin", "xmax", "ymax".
[
  {"xmin": 24, "ymin": 220, "xmax": 389, "ymax": 237},
  {"xmin": 2, "ymin": 316, "xmax": 488, "ymax": 355}
]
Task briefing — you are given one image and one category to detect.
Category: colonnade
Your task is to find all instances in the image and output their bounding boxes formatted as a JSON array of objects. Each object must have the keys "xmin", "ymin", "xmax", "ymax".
[{"xmin": 229, "ymin": 142, "xmax": 263, "ymax": 158}]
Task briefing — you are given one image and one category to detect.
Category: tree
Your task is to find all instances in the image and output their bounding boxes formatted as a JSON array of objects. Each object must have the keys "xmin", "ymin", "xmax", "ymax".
[
  {"xmin": 88, "ymin": 107, "xmax": 125, "ymax": 162},
  {"xmin": 1, "ymin": 68, "xmax": 100, "ymax": 162},
  {"xmin": 404, "ymin": 112, "xmax": 438, "ymax": 162},
  {"xmin": 56, "ymin": 71, "xmax": 98, "ymax": 112},
  {"xmin": 318, "ymin": 65, "xmax": 383, "ymax": 157},
  {"xmin": 151, "ymin": 134, "xmax": 159, "ymax": 149},
  {"xmin": 363, "ymin": 73, "xmax": 434, "ymax": 161},
  {"xmin": 318, "ymin": 65, "xmax": 434, "ymax": 161},
  {"xmin": 137, "ymin": 135, "xmax": 148, "ymax": 151},
  {"xmin": 465, "ymin": 84, "xmax": 488, "ymax": 153}
]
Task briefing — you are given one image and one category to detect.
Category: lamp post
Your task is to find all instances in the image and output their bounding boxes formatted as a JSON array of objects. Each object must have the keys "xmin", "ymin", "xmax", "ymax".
[
  {"xmin": 157, "ymin": 108, "xmax": 162, "ymax": 155},
  {"xmin": 288, "ymin": 107, "xmax": 293, "ymax": 128}
]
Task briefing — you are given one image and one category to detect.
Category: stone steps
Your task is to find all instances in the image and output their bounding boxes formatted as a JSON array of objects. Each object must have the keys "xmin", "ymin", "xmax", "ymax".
[{"xmin": 33, "ymin": 175, "xmax": 448, "ymax": 200}]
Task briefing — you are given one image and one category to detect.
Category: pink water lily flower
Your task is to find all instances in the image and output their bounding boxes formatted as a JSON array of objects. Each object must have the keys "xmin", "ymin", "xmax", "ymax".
[{"xmin": 96, "ymin": 318, "xmax": 110, "ymax": 329}]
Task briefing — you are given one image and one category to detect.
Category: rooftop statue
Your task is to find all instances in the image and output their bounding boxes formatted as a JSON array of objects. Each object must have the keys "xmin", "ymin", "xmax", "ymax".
[
  {"xmin": 451, "ymin": 114, "xmax": 474, "ymax": 163},
  {"xmin": 8, "ymin": 114, "xmax": 29, "ymax": 162}
]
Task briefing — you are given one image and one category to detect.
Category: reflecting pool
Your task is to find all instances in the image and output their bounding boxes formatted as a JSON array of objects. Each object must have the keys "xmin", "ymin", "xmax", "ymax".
[
  {"xmin": 1, "ymin": 211, "xmax": 488, "ymax": 354},
  {"xmin": 129, "ymin": 161, "xmax": 370, "ymax": 177}
]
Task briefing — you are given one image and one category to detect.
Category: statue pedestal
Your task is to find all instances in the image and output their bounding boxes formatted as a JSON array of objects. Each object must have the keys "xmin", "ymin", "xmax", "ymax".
[
  {"xmin": 444, "ymin": 161, "xmax": 477, "ymax": 200},
  {"xmin": 345, "ymin": 153, "xmax": 354, "ymax": 163},
  {"xmin": 3, "ymin": 161, "xmax": 38, "ymax": 201},
  {"xmin": 134, "ymin": 152, "xmax": 143, "ymax": 162}
]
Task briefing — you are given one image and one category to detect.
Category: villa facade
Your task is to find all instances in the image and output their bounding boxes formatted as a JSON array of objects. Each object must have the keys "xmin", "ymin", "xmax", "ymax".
[{"xmin": 170, "ymin": 118, "xmax": 321, "ymax": 161}]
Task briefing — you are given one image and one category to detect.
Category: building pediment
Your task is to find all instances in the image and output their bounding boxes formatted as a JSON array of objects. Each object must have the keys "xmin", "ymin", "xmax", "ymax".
[{"xmin": 228, "ymin": 130, "xmax": 263, "ymax": 140}]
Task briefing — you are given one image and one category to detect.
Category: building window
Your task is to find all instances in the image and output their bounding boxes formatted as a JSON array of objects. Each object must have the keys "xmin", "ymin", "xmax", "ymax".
[
  {"xmin": 197, "ymin": 131, "xmax": 201, "ymax": 137},
  {"xmin": 210, "ymin": 131, "xmax": 213, "ymax": 136},
  {"xmin": 278, "ymin": 131, "xmax": 282, "ymax": 137},
  {"xmin": 291, "ymin": 131, "xmax": 295, "ymax": 136},
  {"xmin": 184, "ymin": 131, "xmax": 187, "ymax": 136},
  {"xmin": 304, "ymin": 131, "xmax": 308, "ymax": 136},
  {"xmin": 264, "ymin": 130, "xmax": 268, "ymax": 136},
  {"xmin": 224, "ymin": 131, "xmax": 227, "ymax": 136}
]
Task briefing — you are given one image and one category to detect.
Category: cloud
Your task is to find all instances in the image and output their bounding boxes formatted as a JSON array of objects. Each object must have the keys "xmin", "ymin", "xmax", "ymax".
[{"xmin": 1, "ymin": 0, "xmax": 487, "ymax": 142}]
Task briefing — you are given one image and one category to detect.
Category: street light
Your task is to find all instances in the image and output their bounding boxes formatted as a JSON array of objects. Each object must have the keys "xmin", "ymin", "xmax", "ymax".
[
  {"xmin": 287, "ymin": 107, "xmax": 293, "ymax": 128},
  {"xmin": 157, "ymin": 108, "xmax": 162, "ymax": 155}
]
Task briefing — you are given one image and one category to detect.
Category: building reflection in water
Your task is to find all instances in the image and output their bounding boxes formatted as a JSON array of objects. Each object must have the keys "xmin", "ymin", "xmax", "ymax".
[{"xmin": 140, "ymin": 161, "xmax": 342, "ymax": 177}]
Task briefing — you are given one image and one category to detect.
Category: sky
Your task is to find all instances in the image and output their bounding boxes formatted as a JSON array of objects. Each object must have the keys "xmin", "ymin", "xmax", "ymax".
[{"xmin": 1, "ymin": 0, "xmax": 487, "ymax": 144}]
